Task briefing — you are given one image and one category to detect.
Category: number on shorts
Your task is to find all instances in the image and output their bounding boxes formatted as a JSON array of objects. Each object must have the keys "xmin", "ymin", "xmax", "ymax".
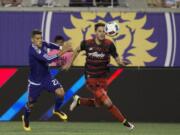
[{"xmin": 52, "ymin": 79, "xmax": 59, "ymax": 86}]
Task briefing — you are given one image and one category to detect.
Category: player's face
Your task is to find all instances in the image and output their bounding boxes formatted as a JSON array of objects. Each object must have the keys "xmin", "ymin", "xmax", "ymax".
[
  {"xmin": 95, "ymin": 26, "xmax": 105, "ymax": 41},
  {"xmin": 56, "ymin": 40, "xmax": 64, "ymax": 46},
  {"xmin": 32, "ymin": 34, "xmax": 43, "ymax": 48}
]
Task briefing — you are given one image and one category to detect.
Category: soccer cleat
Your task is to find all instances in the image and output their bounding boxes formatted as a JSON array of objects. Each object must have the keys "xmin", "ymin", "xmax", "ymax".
[
  {"xmin": 22, "ymin": 115, "xmax": 31, "ymax": 132},
  {"xmin": 123, "ymin": 120, "xmax": 135, "ymax": 130},
  {"xmin": 127, "ymin": 122, "xmax": 135, "ymax": 130},
  {"xmin": 69, "ymin": 95, "xmax": 80, "ymax": 111},
  {"xmin": 53, "ymin": 110, "xmax": 68, "ymax": 121}
]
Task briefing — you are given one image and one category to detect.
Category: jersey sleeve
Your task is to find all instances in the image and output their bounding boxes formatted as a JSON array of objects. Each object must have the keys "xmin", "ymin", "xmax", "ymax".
[
  {"xmin": 80, "ymin": 40, "xmax": 86, "ymax": 51},
  {"xmin": 109, "ymin": 43, "xmax": 119, "ymax": 58},
  {"xmin": 43, "ymin": 41, "xmax": 62, "ymax": 50},
  {"xmin": 31, "ymin": 47, "xmax": 59, "ymax": 63}
]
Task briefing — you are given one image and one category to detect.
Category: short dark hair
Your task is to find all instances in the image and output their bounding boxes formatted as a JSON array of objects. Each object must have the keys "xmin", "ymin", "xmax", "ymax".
[
  {"xmin": 54, "ymin": 35, "xmax": 65, "ymax": 42},
  {"xmin": 31, "ymin": 29, "xmax": 42, "ymax": 37},
  {"xmin": 95, "ymin": 23, "xmax": 105, "ymax": 31}
]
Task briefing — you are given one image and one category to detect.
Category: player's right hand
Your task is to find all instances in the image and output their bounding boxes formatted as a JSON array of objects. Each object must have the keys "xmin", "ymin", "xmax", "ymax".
[
  {"xmin": 63, "ymin": 41, "xmax": 73, "ymax": 52},
  {"xmin": 61, "ymin": 62, "xmax": 72, "ymax": 71},
  {"xmin": 58, "ymin": 42, "xmax": 73, "ymax": 56}
]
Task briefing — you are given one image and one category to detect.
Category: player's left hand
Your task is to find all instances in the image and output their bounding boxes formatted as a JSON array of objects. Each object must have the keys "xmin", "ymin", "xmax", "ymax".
[
  {"xmin": 63, "ymin": 41, "xmax": 73, "ymax": 51},
  {"xmin": 61, "ymin": 62, "xmax": 72, "ymax": 71},
  {"xmin": 59, "ymin": 42, "xmax": 73, "ymax": 56}
]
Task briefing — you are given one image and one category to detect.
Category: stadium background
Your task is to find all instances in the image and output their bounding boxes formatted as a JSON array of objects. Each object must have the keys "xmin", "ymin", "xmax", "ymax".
[{"xmin": 0, "ymin": 10, "xmax": 180, "ymax": 123}]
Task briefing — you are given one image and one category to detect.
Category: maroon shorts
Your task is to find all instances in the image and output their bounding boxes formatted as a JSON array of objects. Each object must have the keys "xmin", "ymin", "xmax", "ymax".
[{"xmin": 86, "ymin": 78, "xmax": 108, "ymax": 105}]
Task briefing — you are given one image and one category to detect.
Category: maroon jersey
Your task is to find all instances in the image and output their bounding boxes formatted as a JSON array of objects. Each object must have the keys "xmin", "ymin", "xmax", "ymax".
[{"xmin": 80, "ymin": 39, "xmax": 118, "ymax": 79}]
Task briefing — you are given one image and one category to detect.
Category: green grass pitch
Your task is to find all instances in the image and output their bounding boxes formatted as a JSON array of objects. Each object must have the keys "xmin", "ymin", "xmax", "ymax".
[{"xmin": 0, "ymin": 122, "xmax": 180, "ymax": 135}]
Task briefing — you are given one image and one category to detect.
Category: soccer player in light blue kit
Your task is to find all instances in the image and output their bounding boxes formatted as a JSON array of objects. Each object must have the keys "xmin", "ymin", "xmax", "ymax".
[{"xmin": 22, "ymin": 29, "xmax": 69, "ymax": 131}]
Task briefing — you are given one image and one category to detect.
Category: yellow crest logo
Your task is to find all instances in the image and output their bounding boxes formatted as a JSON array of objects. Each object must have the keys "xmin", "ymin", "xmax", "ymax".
[{"xmin": 64, "ymin": 12, "xmax": 157, "ymax": 66}]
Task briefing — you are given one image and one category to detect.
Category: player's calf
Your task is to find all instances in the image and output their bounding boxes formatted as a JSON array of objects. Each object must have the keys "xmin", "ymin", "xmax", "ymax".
[
  {"xmin": 55, "ymin": 88, "xmax": 65, "ymax": 98},
  {"xmin": 22, "ymin": 103, "xmax": 33, "ymax": 131},
  {"xmin": 53, "ymin": 88, "xmax": 68, "ymax": 121},
  {"xmin": 97, "ymin": 94, "xmax": 135, "ymax": 129},
  {"xmin": 102, "ymin": 96, "xmax": 113, "ymax": 108}
]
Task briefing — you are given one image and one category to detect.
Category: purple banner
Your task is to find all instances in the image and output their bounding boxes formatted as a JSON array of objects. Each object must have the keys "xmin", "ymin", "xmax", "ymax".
[{"xmin": 0, "ymin": 12, "xmax": 179, "ymax": 67}]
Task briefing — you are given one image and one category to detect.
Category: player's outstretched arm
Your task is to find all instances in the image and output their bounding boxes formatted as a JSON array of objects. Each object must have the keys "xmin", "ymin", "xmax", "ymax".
[
  {"xmin": 114, "ymin": 56, "xmax": 130, "ymax": 67},
  {"xmin": 59, "ymin": 41, "xmax": 73, "ymax": 56},
  {"xmin": 43, "ymin": 41, "xmax": 61, "ymax": 50},
  {"xmin": 32, "ymin": 47, "xmax": 59, "ymax": 63},
  {"xmin": 62, "ymin": 45, "xmax": 81, "ymax": 70},
  {"xmin": 109, "ymin": 42, "xmax": 131, "ymax": 67},
  {"xmin": 72, "ymin": 46, "xmax": 81, "ymax": 64}
]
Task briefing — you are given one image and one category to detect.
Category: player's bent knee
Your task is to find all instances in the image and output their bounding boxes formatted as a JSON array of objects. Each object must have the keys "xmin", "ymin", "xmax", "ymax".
[
  {"xmin": 103, "ymin": 98, "xmax": 113, "ymax": 108},
  {"xmin": 55, "ymin": 88, "xmax": 65, "ymax": 97},
  {"xmin": 27, "ymin": 102, "xmax": 34, "ymax": 110}
]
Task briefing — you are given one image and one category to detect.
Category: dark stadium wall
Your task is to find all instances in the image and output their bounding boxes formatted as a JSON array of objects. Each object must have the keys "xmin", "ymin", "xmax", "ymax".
[{"xmin": 0, "ymin": 67, "xmax": 180, "ymax": 122}]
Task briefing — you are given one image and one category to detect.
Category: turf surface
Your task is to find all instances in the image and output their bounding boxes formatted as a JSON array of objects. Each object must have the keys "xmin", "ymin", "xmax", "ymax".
[{"xmin": 0, "ymin": 122, "xmax": 180, "ymax": 135}]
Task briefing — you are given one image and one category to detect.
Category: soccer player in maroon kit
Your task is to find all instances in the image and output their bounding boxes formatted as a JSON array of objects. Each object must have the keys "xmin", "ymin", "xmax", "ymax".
[{"xmin": 64, "ymin": 22, "xmax": 134, "ymax": 130}]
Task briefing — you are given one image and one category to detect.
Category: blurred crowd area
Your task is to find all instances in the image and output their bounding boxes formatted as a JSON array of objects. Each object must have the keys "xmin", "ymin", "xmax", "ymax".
[
  {"xmin": 148, "ymin": 0, "xmax": 180, "ymax": 8},
  {"xmin": 0, "ymin": 0, "xmax": 179, "ymax": 8}
]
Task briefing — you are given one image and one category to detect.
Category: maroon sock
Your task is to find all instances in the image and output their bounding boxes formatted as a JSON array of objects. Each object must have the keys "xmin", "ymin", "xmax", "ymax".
[
  {"xmin": 108, "ymin": 105, "xmax": 126, "ymax": 123},
  {"xmin": 79, "ymin": 98, "xmax": 96, "ymax": 107}
]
